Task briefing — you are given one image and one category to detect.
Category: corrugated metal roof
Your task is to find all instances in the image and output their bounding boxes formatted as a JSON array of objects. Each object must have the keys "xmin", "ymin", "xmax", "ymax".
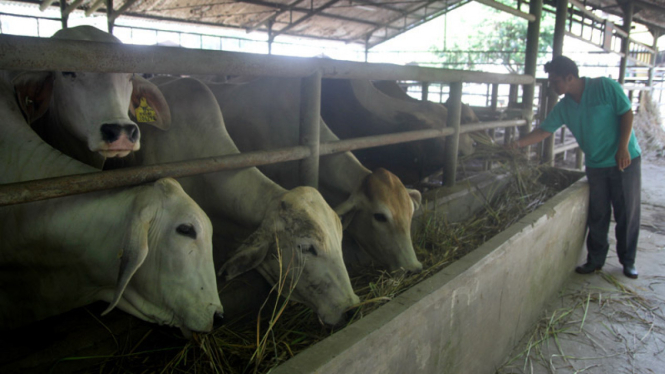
[{"xmin": 9, "ymin": 0, "xmax": 665, "ymax": 48}]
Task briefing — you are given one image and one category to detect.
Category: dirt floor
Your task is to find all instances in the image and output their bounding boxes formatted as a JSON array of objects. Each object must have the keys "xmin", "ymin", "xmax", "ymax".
[{"xmin": 497, "ymin": 155, "xmax": 665, "ymax": 374}]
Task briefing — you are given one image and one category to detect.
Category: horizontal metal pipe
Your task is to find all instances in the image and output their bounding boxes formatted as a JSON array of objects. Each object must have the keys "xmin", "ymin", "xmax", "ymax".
[
  {"xmin": 458, "ymin": 119, "xmax": 527, "ymax": 133},
  {"xmin": 0, "ymin": 146, "xmax": 310, "ymax": 207},
  {"xmin": 553, "ymin": 142, "xmax": 579, "ymax": 154},
  {"xmin": 474, "ymin": 0, "xmax": 536, "ymax": 22},
  {"xmin": 1, "ymin": 120, "xmax": 525, "ymax": 206},
  {"xmin": 0, "ymin": 34, "xmax": 534, "ymax": 85},
  {"xmin": 320, "ymin": 128, "xmax": 454, "ymax": 155}
]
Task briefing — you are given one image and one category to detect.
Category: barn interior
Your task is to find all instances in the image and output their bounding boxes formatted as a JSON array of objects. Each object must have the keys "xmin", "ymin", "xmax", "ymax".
[{"xmin": 1, "ymin": 0, "xmax": 665, "ymax": 373}]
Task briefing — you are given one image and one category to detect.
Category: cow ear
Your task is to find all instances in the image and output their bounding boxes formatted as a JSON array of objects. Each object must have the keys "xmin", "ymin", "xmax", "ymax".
[
  {"xmin": 335, "ymin": 195, "xmax": 358, "ymax": 230},
  {"xmin": 407, "ymin": 188, "xmax": 422, "ymax": 211},
  {"xmin": 129, "ymin": 75, "xmax": 171, "ymax": 131},
  {"xmin": 218, "ymin": 229, "xmax": 270, "ymax": 281},
  {"xmin": 101, "ymin": 195, "xmax": 157, "ymax": 316},
  {"xmin": 12, "ymin": 71, "xmax": 54, "ymax": 124}
]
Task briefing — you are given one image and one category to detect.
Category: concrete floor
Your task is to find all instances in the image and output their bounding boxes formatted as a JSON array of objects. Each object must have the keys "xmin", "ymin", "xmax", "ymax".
[{"xmin": 498, "ymin": 156, "xmax": 665, "ymax": 374}]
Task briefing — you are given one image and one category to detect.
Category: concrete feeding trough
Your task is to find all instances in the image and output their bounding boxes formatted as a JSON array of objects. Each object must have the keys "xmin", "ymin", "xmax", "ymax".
[{"xmin": 272, "ymin": 170, "xmax": 588, "ymax": 374}]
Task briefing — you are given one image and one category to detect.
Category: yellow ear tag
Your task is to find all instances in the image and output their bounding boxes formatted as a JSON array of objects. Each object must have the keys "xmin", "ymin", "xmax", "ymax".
[{"xmin": 135, "ymin": 97, "xmax": 157, "ymax": 123}]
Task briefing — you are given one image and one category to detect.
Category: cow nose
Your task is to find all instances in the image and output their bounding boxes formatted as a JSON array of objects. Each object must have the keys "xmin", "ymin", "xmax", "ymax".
[
  {"xmin": 125, "ymin": 124, "xmax": 139, "ymax": 143},
  {"xmin": 101, "ymin": 124, "xmax": 122, "ymax": 143},
  {"xmin": 101, "ymin": 124, "xmax": 140, "ymax": 143},
  {"xmin": 344, "ymin": 308, "xmax": 358, "ymax": 322},
  {"xmin": 213, "ymin": 311, "xmax": 224, "ymax": 328}
]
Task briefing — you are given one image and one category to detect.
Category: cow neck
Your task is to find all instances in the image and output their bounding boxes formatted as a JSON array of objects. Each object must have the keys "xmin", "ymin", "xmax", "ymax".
[
  {"xmin": 32, "ymin": 110, "xmax": 106, "ymax": 169},
  {"xmin": 0, "ymin": 190, "xmax": 135, "ymax": 326}
]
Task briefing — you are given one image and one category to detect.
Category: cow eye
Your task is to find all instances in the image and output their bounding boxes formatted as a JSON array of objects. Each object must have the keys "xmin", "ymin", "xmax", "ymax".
[
  {"xmin": 298, "ymin": 244, "xmax": 318, "ymax": 256},
  {"xmin": 61, "ymin": 71, "xmax": 77, "ymax": 78},
  {"xmin": 176, "ymin": 224, "xmax": 197, "ymax": 239},
  {"xmin": 373, "ymin": 213, "xmax": 388, "ymax": 223}
]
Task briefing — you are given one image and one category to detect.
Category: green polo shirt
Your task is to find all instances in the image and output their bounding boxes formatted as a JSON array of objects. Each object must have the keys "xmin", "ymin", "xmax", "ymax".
[{"xmin": 539, "ymin": 77, "xmax": 641, "ymax": 168}]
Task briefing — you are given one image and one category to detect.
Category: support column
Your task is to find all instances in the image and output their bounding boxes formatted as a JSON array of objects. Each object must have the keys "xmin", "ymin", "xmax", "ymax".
[
  {"xmin": 618, "ymin": 1, "xmax": 634, "ymax": 85},
  {"xmin": 107, "ymin": 0, "xmax": 114, "ymax": 33},
  {"xmin": 544, "ymin": 0, "xmax": 568, "ymax": 167},
  {"xmin": 60, "ymin": 0, "xmax": 69, "ymax": 29},
  {"xmin": 443, "ymin": 82, "xmax": 462, "ymax": 187},
  {"xmin": 648, "ymin": 29, "xmax": 660, "ymax": 88},
  {"xmin": 521, "ymin": 0, "xmax": 542, "ymax": 158},
  {"xmin": 421, "ymin": 82, "xmax": 429, "ymax": 101},
  {"xmin": 299, "ymin": 71, "xmax": 322, "ymax": 188}
]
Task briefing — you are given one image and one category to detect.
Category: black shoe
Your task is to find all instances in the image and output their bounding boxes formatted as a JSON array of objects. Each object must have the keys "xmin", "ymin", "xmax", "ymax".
[
  {"xmin": 623, "ymin": 265, "xmax": 638, "ymax": 279},
  {"xmin": 575, "ymin": 263, "xmax": 602, "ymax": 274}
]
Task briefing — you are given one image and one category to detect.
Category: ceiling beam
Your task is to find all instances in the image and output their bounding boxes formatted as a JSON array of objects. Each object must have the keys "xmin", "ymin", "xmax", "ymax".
[
  {"xmin": 244, "ymin": 0, "xmax": 307, "ymax": 34},
  {"xmin": 474, "ymin": 0, "xmax": 536, "ymax": 21},
  {"xmin": 268, "ymin": 0, "xmax": 343, "ymax": 38},
  {"xmin": 109, "ymin": 0, "xmax": 140, "ymax": 22},
  {"xmin": 364, "ymin": 0, "xmax": 469, "ymax": 48}
]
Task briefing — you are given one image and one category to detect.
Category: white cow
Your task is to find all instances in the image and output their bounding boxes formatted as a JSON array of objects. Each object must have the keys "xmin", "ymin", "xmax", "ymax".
[
  {"xmin": 207, "ymin": 77, "xmax": 424, "ymax": 274},
  {"xmin": 125, "ymin": 77, "xmax": 359, "ymax": 326},
  {"xmin": 0, "ymin": 80, "xmax": 222, "ymax": 336},
  {"xmin": 11, "ymin": 25, "xmax": 170, "ymax": 169}
]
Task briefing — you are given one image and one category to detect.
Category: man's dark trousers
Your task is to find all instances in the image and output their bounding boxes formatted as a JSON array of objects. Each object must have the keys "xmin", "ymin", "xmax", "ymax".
[{"xmin": 584, "ymin": 156, "xmax": 641, "ymax": 268}]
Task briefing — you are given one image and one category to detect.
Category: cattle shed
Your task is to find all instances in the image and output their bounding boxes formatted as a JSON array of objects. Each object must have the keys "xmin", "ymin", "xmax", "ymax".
[{"xmin": 0, "ymin": 1, "xmax": 664, "ymax": 373}]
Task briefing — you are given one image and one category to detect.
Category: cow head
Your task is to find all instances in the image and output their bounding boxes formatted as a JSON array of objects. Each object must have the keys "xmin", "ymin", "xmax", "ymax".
[
  {"xmin": 12, "ymin": 26, "xmax": 170, "ymax": 161},
  {"xmin": 219, "ymin": 187, "xmax": 359, "ymax": 326},
  {"xmin": 102, "ymin": 178, "xmax": 222, "ymax": 337},
  {"xmin": 336, "ymin": 168, "xmax": 423, "ymax": 273}
]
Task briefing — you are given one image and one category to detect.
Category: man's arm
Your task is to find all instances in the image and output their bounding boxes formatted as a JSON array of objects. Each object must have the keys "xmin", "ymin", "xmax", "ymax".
[
  {"xmin": 616, "ymin": 109, "xmax": 633, "ymax": 171},
  {"xmin": 506, "ymin": 128, "xmax": 553, "ymax": 149}
]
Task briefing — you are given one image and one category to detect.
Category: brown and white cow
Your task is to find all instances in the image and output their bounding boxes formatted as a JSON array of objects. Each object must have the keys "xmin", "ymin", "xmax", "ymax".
[
  {"xmin": 207, "ymin": 77, "xmax": 423, "ymax": 274},
  {"xmin": 10, "ymin": 25, "xmax": 170, "ymax": 169},
  {"xmin": 0, "ymin": 80, "xmax": 222, "ymax": 336}
]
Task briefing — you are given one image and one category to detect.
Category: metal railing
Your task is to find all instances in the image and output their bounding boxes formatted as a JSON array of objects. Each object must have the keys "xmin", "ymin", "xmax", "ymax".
[{"xmin": 0, "ymin": 33, "xmax": 533, "ymax": 206}]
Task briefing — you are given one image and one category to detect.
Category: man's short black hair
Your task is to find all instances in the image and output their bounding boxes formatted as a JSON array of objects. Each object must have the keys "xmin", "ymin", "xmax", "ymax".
[{"xmin": 544, "ymin": 56, "xmax": 579, "ymax": 78}]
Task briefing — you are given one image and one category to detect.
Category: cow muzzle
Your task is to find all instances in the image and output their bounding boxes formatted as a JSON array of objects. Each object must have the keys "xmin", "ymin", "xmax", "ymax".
[{"xmin": 99, "ymin": 123, "xmax": 141, "ymax": 157}]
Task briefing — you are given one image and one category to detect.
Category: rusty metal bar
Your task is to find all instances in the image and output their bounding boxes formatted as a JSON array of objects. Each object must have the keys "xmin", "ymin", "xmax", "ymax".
[
  {"xmin": 459, "ymin": 119, "xmax": 526, "ymax": 133},
  {"xmin": 299, "ymin": 71, "xmax": 322, "ymax": 188},
  {"xmin": 553, "ymin": 141, "xmax": 579, "ymax": 154},
  {"xmin": 443, "ymin": 82, "xmax": 463, "ymax": 187},
  {"xmin": 0, "ymin": 146, "xmax": 310, "ymax": 207},
  {"xmin": 1, "ymin": 115, "xmax": 522, "ymax": 207},
  {"xmin": 0, "ymin": 34, "xmax": 534, "ymax": 85},
  {"xmin": 320, "ymin": 128, "xmax": 454, "ymax": 155}
]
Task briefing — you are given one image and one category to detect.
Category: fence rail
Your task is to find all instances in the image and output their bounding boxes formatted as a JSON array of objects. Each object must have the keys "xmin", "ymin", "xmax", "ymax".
[{"xmin": 0, "ymin": 33, "xmax": 535, "ymax": 206}]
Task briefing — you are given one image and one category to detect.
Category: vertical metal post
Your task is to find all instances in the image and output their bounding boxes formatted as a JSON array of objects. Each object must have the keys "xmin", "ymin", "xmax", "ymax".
[
  {"xmin": 522, "ymin": 0, "xmax": 542, "ymax": 158},
  {"xmin": 421, "ymin": 82, "xmax": 429, "ymax": 101},
  {"xmin": 544, "ymin": 0, "xmax": 568, "ymax": 167},
  {"xmin": 60, "ymin": 0, "xmax": 69, "ymax": 29},
  {"xmin": 575, "ymin": 148, "xmax": 584, "ymax": 170},
  {"xmin": 490, "ymin": 83, "xmax": 499, "ymax": 111},
  {"xmin": 618, "ymin": 1, "xmax": 634, "ymax": 85},
  {"xmin": 299, "ymin": 71, "xmax": 322, "ymax": 188},
  {"xmin": 268, "ymin": 21, "xmax": 274, "ymax": 55},
  {"xmin": 648, "ymin": 30, "xmax": 660, "ymax": 88},
  {"xmin": 107, "ymin": 0, "xmax": 114, "ymax": 34},
  {"xmin": 443, "ymin": 82, "xmax": 462, "ymax": 187}
]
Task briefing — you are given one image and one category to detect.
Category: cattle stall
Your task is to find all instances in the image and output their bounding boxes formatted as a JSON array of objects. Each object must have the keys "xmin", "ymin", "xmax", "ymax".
[{"xmin": 0, "ymin": 31, "xmax": 588, "ymax": 374}]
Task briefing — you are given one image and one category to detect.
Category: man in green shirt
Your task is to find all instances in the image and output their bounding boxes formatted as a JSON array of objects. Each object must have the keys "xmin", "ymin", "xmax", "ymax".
[{"xmin": 509, "ymin": 56, "xmax": 641, "ymax": 279}]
